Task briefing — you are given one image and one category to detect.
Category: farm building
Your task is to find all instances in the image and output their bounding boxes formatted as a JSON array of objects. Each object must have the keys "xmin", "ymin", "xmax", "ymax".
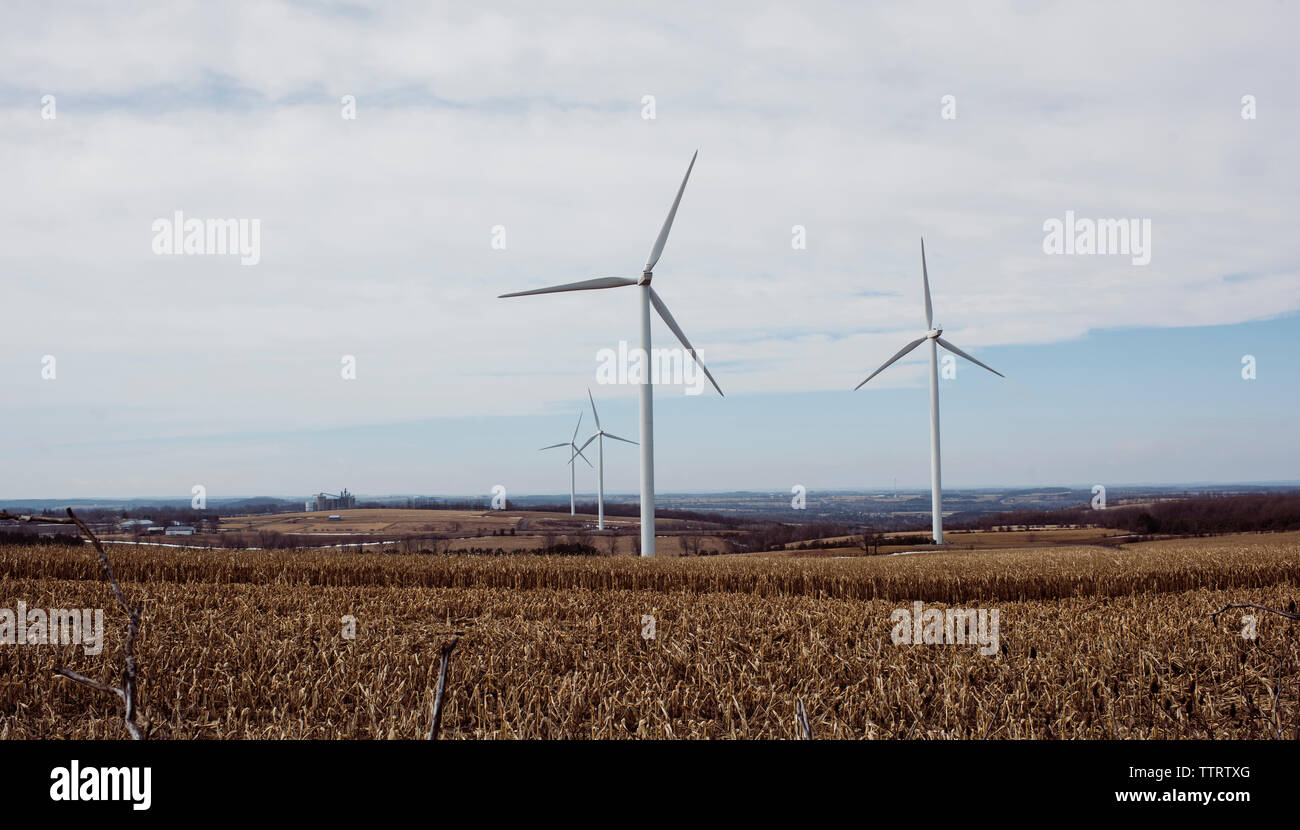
[
  {"xmin": 311, "ymin": 489, "xmax": 356, "ymax": 511},
  {"xmin": 165, "ymin": 526, "xmax": 196, "ymax": 536}
]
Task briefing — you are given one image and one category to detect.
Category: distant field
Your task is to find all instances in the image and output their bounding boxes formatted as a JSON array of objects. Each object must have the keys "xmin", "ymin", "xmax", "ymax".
[
  {"xmin": 155, "ymin": 508, "xmax": 730, "ymax": 556},
  {"xmin": 126, "ymin": 510, "xmax": 1131, "ymax": 559},
  {"xmin": 3, "ymin": 531, "xmax": 1298, "ymax": 738},
  {"xmin": 218, "ymin": 508, "xmax": 643, "ymax": 535}
]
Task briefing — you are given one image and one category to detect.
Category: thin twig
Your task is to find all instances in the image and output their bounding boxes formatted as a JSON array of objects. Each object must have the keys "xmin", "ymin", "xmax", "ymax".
[
  {"xmin": 1211, "ymin": 602, "xmax": 1300, "ymax": 622},
  {"xmin": 54, "ymin": 669, "xmax": 123, "ymax": 699},
  {"xmin": 428, "ymin": 638, "xmax": 459, "ymax": 740},
  {"xmin": 1212, "ymin": 602, "xmax": 1297, "ymax": 739}
]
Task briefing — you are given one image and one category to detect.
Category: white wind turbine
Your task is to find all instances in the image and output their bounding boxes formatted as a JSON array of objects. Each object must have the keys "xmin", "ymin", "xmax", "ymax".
[
  {"xmin": 539, "ymin": 411, "xmax": 592, "ymax": 516},
  {"xmin": 575, "ymin": 388, "xmax": 637, "ymax": 530},
  {"xmin": 500, "ymin": 151, "xmax": 723, "ymax": 557},
  {"xmin": 854, "ymin": 238, "xmax": 1004, "ymax": 545}
]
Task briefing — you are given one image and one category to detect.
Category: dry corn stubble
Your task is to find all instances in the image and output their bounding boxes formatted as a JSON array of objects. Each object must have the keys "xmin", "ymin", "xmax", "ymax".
[{"xmin": 1, "ymin": 532, "xmax": 1296, "ymax": 738}]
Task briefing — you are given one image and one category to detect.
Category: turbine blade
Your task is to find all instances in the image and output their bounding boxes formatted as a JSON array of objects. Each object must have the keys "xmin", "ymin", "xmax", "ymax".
[
  {"xmin": 921, "ymin": 237, "xmax": 933, "ymax": 329},
  {"xmin": 499, "ymin": 277, "xmax": 636, "ymax": 299},
  {"xmin": 539, "ymin": 443, "xmax": 568, "ymax": 451},
  {"xmin": 571, "ymin": 411, "xmax": 583, "ymax": 444},
  {"xmin": 853, "ymin": 338, "xmax": 926, "ymax": 390},
  {"xmin": 936, "ymin": 337, "xmax": 1004, "ymax": 378},
  {"xmin": 648, "ymin": 286, "xmax": 724, "ymax": 396},
  {"xmin": 576, "ymin": 434, "xmax": 597, "ymax": 453},
  {"xmin": 604, "ymin": 432, "xmax": 638, "ymax": 445},
  {"xmin": 587, "ymin": 387, "xmax": 601, "ymax": 431},
  {"xmin": 569, "ymin": 444, "xmax": 593, "ymax": 468},
  {"xmin": 644, "ymin": 150, "xmax": 698, "ymax": 273}
]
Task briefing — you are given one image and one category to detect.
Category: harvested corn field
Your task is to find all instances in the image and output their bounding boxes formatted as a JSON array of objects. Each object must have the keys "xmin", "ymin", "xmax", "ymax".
[{"xmin": 2, "ymin": 532, "xmax": 1298, "ymax": 739}]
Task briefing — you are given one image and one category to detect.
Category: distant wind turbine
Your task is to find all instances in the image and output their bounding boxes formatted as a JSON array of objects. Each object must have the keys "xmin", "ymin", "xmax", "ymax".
[
  {"xmin": 500, "ymin": 151, "xmax": 723, "ymax": 557},
  {"xmin": 576, "ymin": 388, "xmax": 637, "ymax": 530},
  {"xmin": 540, "ymin": 411, "xmax": 592, "ymax": 516},
  {"xmin": 854, "ymin": 238, "xmax": 1004, "ymax": 545}
]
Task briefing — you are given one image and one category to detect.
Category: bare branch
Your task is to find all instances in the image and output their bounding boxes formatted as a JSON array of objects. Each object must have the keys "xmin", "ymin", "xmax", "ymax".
[
  {"xmin": 1211, "ymin": 602, "xmax": 1300, "ymax": 622},
  {"xmin": 5, "ymin": 508, "xmax": 145, "ymax": 739},
  {"xmin": 54, "ymin": 669, "xmax": 123, "ymax": 700},
  {"xmin": 63, "ymin": 508, "xmax": 132, "ymax": 616},
  {"xmin": 428, "ymin": 638, "xmax": 459, "ymax": 740},
  {"xmin": 121, "ymin": 607, "xmax": 142, "ymax": 740}
]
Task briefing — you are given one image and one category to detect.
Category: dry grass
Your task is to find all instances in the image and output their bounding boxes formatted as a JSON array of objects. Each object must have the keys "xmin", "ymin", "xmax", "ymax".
[{"xmin": 1, "ymin": 532, "xmax": 1297, "ymax": 739}]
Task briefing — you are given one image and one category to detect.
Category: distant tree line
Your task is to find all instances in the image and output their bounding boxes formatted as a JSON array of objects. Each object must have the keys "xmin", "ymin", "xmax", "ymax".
[
  {"xmin": 950, "ymin": 493, "xmax": 1300, "ymax": 536},
  {"xmin": 734, "ymin": 521, "xmax": 858, "ymax": 552},
  {"xmin": 360, "ymin": 498, "xmax": 494, "ymax": 511},
  {"xmin": 782, "ymin": 531, "xmax": 937, "ymax": 554},
  {"xmin": 225, "ymin": 501, "xmax": 304, "ymax": 515},
  {"xmin": 24, "ymin": 506, "xmax": 218, "ymax": 528},
  {"xmin": 525, "ymin": 502, "xmax": 748, "ymax": 528},
  {"xmin": 0, "ymin": 530, "xmax": 82, "ymax": 548}
]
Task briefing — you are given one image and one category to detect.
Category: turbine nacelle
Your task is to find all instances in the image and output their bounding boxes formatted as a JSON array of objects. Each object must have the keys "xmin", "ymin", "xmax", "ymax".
[
  {"xmin": 638, "ymin": 271, "xmax": 653, "ymax": 285},
  {"xmin": 926, "ymin": 328, "xmax": 943, "ymax": 340}
]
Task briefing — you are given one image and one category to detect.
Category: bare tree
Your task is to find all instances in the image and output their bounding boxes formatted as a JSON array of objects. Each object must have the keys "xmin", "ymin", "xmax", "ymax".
[
  {"xmin": 859, "ymin": 527, "xmax": 883, "ymax": 556},
  {"xmin": 1212, "ymin": 602, "xmax": 1300, "ymax": 622},
  {"xmin": 679, "ymin": 532, "xmax": 700, "ymax": 557}
]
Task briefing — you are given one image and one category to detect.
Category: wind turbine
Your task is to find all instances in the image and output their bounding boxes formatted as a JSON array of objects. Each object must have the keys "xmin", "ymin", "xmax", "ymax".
[
  {"xmin": 499, "ymin": 151, "xmax": 723, "ymax": 557},
  {"xmin": 540, "ymin": 411, "xmax": 592, "ymax": 516},
  {"xmin": 854, "ymin": 238, "xmax": 1004, "ymax": 545},
  {"xmin": 575, "ymin": 388, "xmax": 637, "ymax": 530}
]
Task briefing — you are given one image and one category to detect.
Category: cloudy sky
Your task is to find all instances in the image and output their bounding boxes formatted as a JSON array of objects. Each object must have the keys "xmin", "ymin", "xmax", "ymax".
[{"xmin": 1, "ymin": 1, "xmax": 1297, "ymax": 499}]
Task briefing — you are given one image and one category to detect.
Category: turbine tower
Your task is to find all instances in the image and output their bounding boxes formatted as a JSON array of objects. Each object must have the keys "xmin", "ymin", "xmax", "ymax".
[
  {"xmin": 500, "ymin": 151, "xmax": 723, "ymax": 557},
  {"xmin": 539, "ymin": 411, "xmax": 592, "ymax": 515},
  {"xmin": 854, "ymin": 238, "xmax": 1004, "ymax": 545},
  {"xmin": 576, "ymin": 388, "xmax": 637, "ymax": 530}
]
